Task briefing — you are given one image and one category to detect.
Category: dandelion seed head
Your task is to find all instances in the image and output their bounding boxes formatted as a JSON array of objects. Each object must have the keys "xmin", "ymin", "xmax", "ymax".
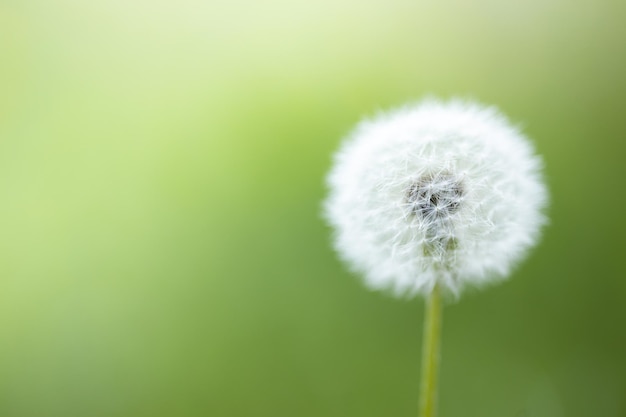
[{"xmin": 324, "ymin": 99, "xmax": 548, "ymax": 297}]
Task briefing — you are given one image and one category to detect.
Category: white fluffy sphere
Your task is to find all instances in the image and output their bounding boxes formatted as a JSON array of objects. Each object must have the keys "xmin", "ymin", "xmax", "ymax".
[{"xmin": 324, "ymin": 99, "xmax": 548, "ymax": 297}]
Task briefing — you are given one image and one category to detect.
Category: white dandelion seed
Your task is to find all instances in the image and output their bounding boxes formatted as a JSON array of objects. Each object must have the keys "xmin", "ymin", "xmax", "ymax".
[{"xmin": 324, "ymin": 98, "xmax": 548, "ymax": 298}]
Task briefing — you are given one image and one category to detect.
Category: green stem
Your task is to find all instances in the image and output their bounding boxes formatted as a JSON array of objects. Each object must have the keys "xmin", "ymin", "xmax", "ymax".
[{"xmin": 419, "ymin": 283, "xmax": 442, "ymax": 417}]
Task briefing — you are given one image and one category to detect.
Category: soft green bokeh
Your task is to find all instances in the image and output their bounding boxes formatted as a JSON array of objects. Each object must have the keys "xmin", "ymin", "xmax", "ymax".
[{"xmin": 1, "ymin": 0, "xmax": 625, "ymax": 416}]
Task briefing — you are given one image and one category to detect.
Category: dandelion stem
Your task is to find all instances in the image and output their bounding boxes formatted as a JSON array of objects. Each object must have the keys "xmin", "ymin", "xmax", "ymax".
[{"xmin": 419, "ymin": 283, "xmax": 442, "ymax": 417}]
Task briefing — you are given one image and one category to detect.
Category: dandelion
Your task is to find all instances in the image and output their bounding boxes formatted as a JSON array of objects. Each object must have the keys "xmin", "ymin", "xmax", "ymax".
[{"xmin": 323, "ymin": 98, "xmax": 548, "ymax": 417}]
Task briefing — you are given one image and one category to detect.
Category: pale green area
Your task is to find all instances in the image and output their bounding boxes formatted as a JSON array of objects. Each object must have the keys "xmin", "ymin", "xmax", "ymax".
[{"xmin": 1, "ymin": 0, "xmax": 625, "ymax": 416}]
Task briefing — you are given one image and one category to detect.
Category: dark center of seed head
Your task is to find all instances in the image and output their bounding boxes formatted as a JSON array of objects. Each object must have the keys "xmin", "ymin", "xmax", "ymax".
[{"xmin": 406, "ymin": 173, "xmax": 463, "ymax": 220}]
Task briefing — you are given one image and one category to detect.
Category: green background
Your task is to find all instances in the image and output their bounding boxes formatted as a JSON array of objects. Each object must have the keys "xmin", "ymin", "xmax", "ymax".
[{"xmin": 1, "ymin": 0, "xmax": 625, "ymax": 416}]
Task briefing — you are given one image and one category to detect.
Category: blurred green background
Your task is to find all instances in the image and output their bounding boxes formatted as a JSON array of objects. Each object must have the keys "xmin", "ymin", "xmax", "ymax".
[{"xmin": 1, "ymin": 0, "xmax": 625, "ymax": 416}]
